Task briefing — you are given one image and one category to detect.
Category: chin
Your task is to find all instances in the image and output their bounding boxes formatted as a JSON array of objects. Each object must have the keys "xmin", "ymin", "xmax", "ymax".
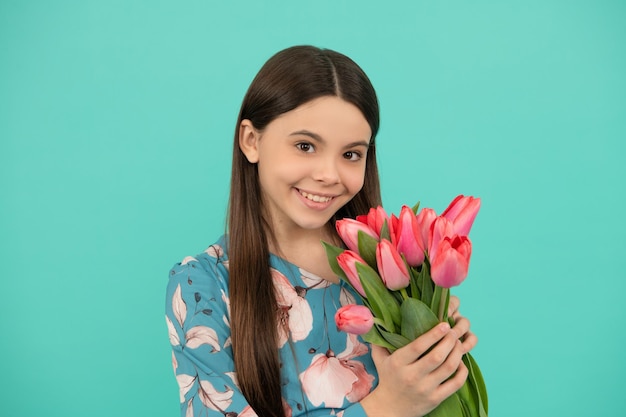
[{"xmin": 293, "ymin": 216, "xmax": 334, "ymax": 231}]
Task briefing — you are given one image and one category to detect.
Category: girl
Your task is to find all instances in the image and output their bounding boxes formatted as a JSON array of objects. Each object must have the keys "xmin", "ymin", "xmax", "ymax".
[{"xmin": 165, "ymin": 45, "xmax": 476, "ymax": 417}]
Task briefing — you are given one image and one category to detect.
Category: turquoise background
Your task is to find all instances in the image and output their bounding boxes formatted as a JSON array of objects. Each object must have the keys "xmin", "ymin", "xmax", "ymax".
[{"xmin": 1, "ymin": 1, "xmax": 624, "ymax": 416}]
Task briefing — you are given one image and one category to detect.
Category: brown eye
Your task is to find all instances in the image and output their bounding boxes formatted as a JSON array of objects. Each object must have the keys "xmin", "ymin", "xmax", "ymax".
[
  {"xmin": 297, "ymin": 142, "xmax": 314, "ymax": 152},
  {"xmin": 343, "ymin": 151, "xmax": 362, "ymax": 161}
]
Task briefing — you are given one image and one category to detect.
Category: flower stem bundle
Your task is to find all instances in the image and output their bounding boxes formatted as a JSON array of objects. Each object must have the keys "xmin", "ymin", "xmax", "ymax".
[{"xmin": 324, "ymin": 195, "xmax": 488, "ymax": 417}]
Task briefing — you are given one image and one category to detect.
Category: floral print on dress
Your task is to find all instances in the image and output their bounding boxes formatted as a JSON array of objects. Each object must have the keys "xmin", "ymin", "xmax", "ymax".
[
  {"xmin": 299, "ymin": 334, "xmax": 374, "ymax": 408},
  {"xmin": 165, "ymin": 236, "xmax": 377, "ymax": 417},
  {"xmin": 273, "ymin": 268, "xmax": 314, "ymax": 347}
]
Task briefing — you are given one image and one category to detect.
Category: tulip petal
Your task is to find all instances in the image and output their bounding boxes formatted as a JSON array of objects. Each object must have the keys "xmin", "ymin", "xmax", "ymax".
[
  {"xmin": 336, "ymin": 219, "xmax": 378, "ymax": 253},
  {"xmin": 395, "ymin": 205, "xmax": 425, "ymax": 267},
  {"xmin": 376, "ymin": 239, "xmax": 410, "ymax": 290},
  {"xmin": 441, "ymin": 195, "xmax": 481, "ymax": 237},
  {"xmin": 430, "ymin": 236, "xmax": 471, "ymax": 288},
  {"xmin": 335, "ymin": 305, "xmax": 374, "ymax": 335}
]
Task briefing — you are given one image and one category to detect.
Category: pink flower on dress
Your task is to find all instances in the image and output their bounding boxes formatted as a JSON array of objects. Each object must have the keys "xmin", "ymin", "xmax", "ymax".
[
  {"xmin": 272, "ymin": 268, "xmax": 313, "ymax": 347},
  {"xmin": 299, "ymin": 334, "xmax": 374, "ymax": 408}
]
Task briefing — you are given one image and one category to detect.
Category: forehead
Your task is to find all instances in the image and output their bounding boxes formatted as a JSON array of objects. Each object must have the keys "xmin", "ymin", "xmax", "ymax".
[{"xmin": 270, "ymin": 96, "xmax": 372, "ymax": 142}]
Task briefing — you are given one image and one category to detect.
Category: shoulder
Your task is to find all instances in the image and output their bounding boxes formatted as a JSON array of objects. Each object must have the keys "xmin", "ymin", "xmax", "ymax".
[
  {"xmin": 165, "ymin": 236, "xmax": 234, "ymax": 343},
  {"xmin": 166, "ymin": 236, "xmax": 231, "ymax": 302},
  {"xmin": 169, "ymin": 235, "xmax": 229, "ymax": 275}
]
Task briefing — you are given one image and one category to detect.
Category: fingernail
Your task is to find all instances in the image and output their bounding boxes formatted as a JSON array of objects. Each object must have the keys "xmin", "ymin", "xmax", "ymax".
[{"xmin": 439, "ymin": 322, "xmax": 451, "ymax": 332}]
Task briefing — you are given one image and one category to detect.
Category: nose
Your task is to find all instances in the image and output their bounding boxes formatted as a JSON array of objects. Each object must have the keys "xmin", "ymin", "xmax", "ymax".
[{"xmin": 312, "ymin": 156, "xmax": 340, "ymax": 185}]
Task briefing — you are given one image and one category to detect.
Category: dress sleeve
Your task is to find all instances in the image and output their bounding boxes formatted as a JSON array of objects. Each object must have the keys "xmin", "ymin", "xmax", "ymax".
[{"xmin": 165, "ymin": 256, "xmax": 255, "ymax": 417}]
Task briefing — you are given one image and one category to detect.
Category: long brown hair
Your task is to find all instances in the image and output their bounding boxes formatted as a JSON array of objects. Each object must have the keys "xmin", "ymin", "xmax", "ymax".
[{"xmin": 227, "ymin": 45, "xmax": 381, "ymax": 417}]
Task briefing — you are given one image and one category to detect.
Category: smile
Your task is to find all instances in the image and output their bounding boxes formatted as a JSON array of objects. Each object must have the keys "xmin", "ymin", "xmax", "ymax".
[{"xmin": 298, "ymin": 190, "xmax": 334, "ymax": 203}]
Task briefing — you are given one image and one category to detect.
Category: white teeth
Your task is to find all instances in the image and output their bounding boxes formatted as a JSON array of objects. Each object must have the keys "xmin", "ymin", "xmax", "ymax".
[{"xmin": 300, "ymin": 191, "xmax": 332, "ymax": 203}]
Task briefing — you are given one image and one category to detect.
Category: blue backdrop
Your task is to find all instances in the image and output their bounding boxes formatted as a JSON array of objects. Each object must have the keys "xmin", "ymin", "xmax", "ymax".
[{"xmin": 1, "ymin": 1, "xmax": 624, "ymax": 416}]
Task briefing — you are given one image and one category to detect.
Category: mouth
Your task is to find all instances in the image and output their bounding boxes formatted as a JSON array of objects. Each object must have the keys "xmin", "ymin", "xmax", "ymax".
[{"xmin": 297, "ymin": 189, "xmax": 335, "ymax": 203}]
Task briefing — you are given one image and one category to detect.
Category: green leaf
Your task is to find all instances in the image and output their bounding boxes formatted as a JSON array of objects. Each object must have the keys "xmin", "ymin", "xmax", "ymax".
[
  {"xmin": 459, "ymin": 392, "xmax": 473, "ymax": 417},
  {"xmin": 399, "ymin": 297, "xmax": 439, "ymax": 341},
  {"xmin": 425, "ymin": 392, "xmax": 463, "ymax": 417},
  {"xmin": 431, "ymin": 285, "xmax": 442, "ymax": 319},
  {"xmin": 321, "ymin": 241, "xmax": 348, "ymax": 281},
  {"xmin": 411, "ymin": 201, "xmax": 421, "ymax": 214},
  {"xmin": 409, "ymin": 266, "xmax": 421, "ymax": 299},
  {"xmin": 357, "ymin": 231, "xmax": 379, "ymax": 269},
  {"xmin": 379, "ymin": 329, "xmax": 411, "ymax": 351},
  {"xmin": 361, "ymin": 325, "xmax": 396, "ymax": 351},
  {"xmin": 431, "ymin": 286, "xmax": 450, "ymax": 322},
  {"xmin": 457, "ymin": 379, "xmax": 479, "ymax": 417},
  {"xmin": 418, "ymin": 262, "xmax": 434, "ymax": 307},
  {"xmin": 465, "ymin": 353, "xmax": 489, "ymax": 415},
  {"xmin": 356, "ymin": 263, "xmax": 401, "ymax": 332}
]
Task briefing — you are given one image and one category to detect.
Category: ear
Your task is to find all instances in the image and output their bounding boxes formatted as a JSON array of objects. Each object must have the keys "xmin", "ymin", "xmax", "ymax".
[{"xmin": 239, "ymin": 119, "xmax": 260, "ymax": 163}]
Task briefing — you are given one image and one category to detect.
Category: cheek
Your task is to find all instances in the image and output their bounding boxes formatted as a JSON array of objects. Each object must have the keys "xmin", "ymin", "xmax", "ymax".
[
  {"xmin": 258, "ymin": 159, "xmax": 303, "ymax": 186},
  {"xmin": 342, "ymin": 164, "xmax": 367, "ymax": 194}
]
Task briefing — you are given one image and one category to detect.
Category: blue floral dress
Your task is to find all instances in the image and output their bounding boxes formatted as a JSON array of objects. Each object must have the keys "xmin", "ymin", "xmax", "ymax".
[{"xmin": 165, "ymin": 236, "xmax": 378, "ymax": 417}]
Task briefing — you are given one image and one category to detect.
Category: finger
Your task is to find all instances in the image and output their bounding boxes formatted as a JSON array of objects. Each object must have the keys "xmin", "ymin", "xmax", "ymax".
[
  {"xmin": 435, "ymin": 360, "xmax": 469, "ymax": 403},
  {"xmin": 413, "ymin": 330, "xmax": 459, "ymax": 375},
  {"xmin": 429, "ymin": 339, "xmax": 465, "ymax": 385},
  {"xmin": 451, "ymin": 316, "xmax": 470, "ymax": 339},
  {"xmin": 447, "ymin": 295, "xmax": 460, "ymax": 317},
  {"xmin": 460, "ymin": 331, "xmax": 478, "ymax": 353},
  {"xmin": 393, "ymin": 322, "xmax": 451, "ymax": 366},
  {"xmin": 370, "ymin": 343, "xmax": 391, "ymax": 368}
]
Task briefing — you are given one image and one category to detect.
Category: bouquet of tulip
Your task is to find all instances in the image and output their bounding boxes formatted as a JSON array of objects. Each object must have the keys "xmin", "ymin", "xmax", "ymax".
[{"xmin": 323, "ymin": 195, "xmax": 488, "ymax": 417}]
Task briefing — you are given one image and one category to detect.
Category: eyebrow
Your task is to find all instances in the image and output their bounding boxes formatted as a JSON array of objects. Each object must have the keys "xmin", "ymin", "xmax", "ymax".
[{"xmin": 289, "ymin": 129, "xmax": 370, "ymax": 148}]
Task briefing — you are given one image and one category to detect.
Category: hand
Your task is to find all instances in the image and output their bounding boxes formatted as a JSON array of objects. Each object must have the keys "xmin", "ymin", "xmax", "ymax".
[
  {"xmin": 447, "ymin": 295, "xmax": 478, "ymax": 354},
  {"xmin": 360, "ymin": 322, "xmax": 468, "ymax": 417}
]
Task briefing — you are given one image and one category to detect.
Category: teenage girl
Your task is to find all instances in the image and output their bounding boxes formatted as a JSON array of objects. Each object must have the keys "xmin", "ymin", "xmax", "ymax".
[{"xmin": 165, "ymin": 45, "xmax": 477, "ymax": 417}]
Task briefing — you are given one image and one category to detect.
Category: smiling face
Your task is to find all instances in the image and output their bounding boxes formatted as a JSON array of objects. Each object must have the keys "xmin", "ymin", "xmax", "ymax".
[{"xmin": 239, "ymin": 96, "xmax": 372, "ymax": 238}]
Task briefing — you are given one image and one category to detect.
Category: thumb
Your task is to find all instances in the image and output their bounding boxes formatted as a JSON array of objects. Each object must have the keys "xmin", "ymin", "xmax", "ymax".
[{"xmin": 370, "ymin": 344, "xmax": 391, "ymax": 367}]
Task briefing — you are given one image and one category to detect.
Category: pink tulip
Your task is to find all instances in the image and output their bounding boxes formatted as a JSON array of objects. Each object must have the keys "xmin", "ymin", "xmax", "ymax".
[
  {"xmin": 428, "ymin": 216, "xmax": 455, "ymax": 259},
  {"xmin": 391, "ymin": 205, "xmax": 425, "ymax": 267},
  {"xmin": 336, "ymin": 218, "xmax": 379, "ymax": 253},
  {"xmin": 441, "ymin": 195, "xmax": 481, "ymax": 236},
  {"xmin": 376, "ymin": 239, "xmax": 410, "ymax": 290},
  {"xmin": 356, "ymin": 206, "xmax": 389, "ymax": 237},
  {"xmin": 335, "ymin": 304, "xmax": 374, "ymax": 335},
  {"xmin": 336, "ymin": 250, "xmax": 368, "ymax": 297},
  {"xmin": 430, "ymin": 235, "xmax": 472, "ymax": 288},
  {"xmin": 416, "ymin": 208, "xmax": 437, "ymax": 255}
]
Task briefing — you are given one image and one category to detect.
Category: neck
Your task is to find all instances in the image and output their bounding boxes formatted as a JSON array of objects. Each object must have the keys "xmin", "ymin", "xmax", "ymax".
[
  {"xmin": 269, "ymin": 223, "xmax": 336, "ymax": 257},
  {"xmin": 267, "ymin": 222, "xmax": 341, "ymax": 284}
]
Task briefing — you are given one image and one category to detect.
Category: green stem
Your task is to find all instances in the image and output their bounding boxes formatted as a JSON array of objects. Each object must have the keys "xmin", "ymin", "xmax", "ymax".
[
  {"xmin": 438, "ymin": 287, "xmax": 449, "ymax": 322},
  {"xmin": 400, "ymin": 288, "xmax": 409, "ymax": 300},
  {"xmin": 372, "ymin": 318, "xmax": 388, "ymax": 331}
]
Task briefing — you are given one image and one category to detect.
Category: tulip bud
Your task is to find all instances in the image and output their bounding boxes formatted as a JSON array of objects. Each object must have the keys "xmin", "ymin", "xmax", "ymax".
[
  {"xmin": 356, "ymin": 206, "xmax": 389, "ymax": 232},
  {"xmin": 335, "ymin": 304, "xmax": 374, "ymax": 335},
  {"xmin": 441, "ymin": 195, "xmax": 481, "ymax": 236},
  {"xmin": 363, "ymin": 206, "xmax": 390, "ymax": 236},
  {"xmin": 376, "ymin": 239, "xmax": 410, "ymax": 290},
  {"xmin": 392, "ymin": 205, "xmax": 425, "ymax": 267},
  {"xmin": 428, "ymin": 216, "xmax": 455, "ymax": 260},
  {"xmin": 336, "ymin": 250, "xmax": 368, "ymax": 297},
  {"xmin": 336, "ymin": 219, "xmax": 379, "ymax": 253},
  {"xmin": 430, "ymin": 235, "xmax": 472, "ymax": 288},
  {"xmin": 416, "ymin": 208, "xmax": 437, "ymax": 255}
]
